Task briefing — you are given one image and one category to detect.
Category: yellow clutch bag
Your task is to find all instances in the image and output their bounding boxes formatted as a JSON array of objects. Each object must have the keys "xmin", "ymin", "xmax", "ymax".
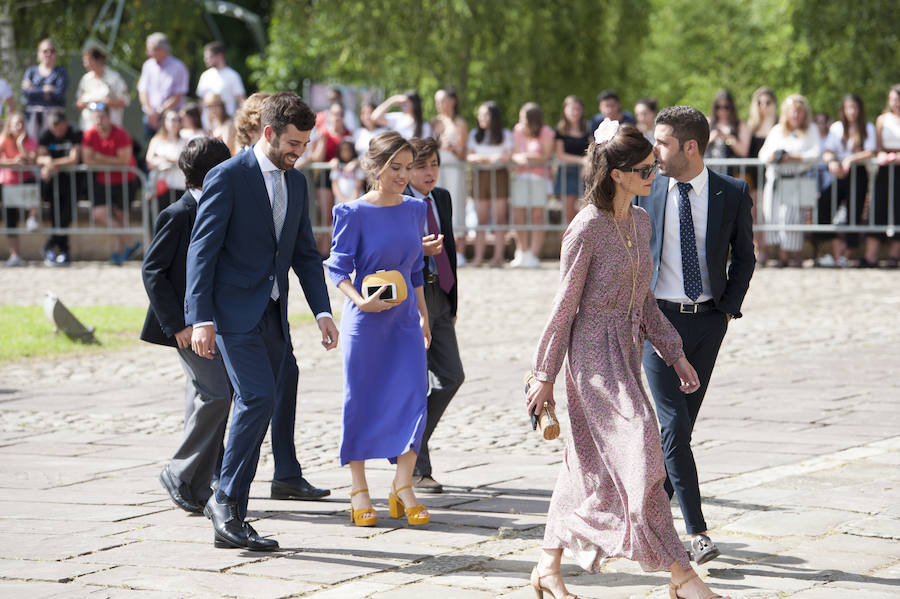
[{"xmin": 361, "ymin": 269, "xmax": 407, "ymax": 304}]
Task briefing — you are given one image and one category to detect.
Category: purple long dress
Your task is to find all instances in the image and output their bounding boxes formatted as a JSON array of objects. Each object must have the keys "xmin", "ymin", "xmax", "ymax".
[
  {"xmin": 325, "ymin": 197, "xmax": 428, "ymax": 466},
  {"xmin": 533, "ymin": 204, "xmax": 691, "ymax": 572}
]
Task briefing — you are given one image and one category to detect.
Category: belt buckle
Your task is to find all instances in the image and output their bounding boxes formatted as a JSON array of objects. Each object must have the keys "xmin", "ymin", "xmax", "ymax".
[{"xmin": 679, "ymin": 303, "xmax": 698, "ymax": 314}]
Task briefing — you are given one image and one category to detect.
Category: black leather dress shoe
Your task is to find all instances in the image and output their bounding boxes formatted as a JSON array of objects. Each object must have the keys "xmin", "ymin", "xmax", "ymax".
[
  {"xmin": 271, "ymin": 476, "xmax": 331, "ymax": 500},
  {"xmin": 159, "ymin": 466, "xmax": 202, "ymax": 513},
  {"xmin": 244, "ymin": 522, "xmax": 279, "ymax": 551},
  {"xmin": 203, "ymin": 494, "xmax": 250, "ymax": 549}
]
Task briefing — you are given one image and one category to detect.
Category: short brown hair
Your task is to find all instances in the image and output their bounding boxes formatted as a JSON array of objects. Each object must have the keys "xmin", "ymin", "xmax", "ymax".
[
  {"xmin": 655, "ymin": 105, "xmax": 710, "ymax": 155},
  {"xmin": 409, "ymin": 137, "xmax": 440, "ymax": 166},
  {"xmin": 583, "ymin": 124, "xmax": 653, "ymax": 213},
  {"xmin": 361, "ymin": 131, "xmax": 416, "ymax": 185},
  {"xmin": 261, "ymin": 92, "xmax": 315, "ymax": 136}
]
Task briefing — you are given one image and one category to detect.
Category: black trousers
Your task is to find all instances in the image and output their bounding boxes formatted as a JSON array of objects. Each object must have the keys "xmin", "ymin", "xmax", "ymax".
[
  {"xmin": 642, "ymin": 307, "xmax": 728, "ymax": 535},
  {"xmin": 41, "ymin": 174, "xmax": 75, "ymax": 254},
  {"xmin": 414, "ymin": 281, "xmax": 465, "ymax": 477}
]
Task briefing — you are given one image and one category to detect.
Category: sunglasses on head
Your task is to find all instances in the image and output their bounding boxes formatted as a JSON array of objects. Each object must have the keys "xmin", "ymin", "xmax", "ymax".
[{"xmin": 623, "ymin": 161, "xmax": 659, "ymax": 180}]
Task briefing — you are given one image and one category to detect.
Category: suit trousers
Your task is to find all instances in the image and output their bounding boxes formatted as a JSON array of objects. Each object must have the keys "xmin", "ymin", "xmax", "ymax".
[
  {"xmin": 169, "ymin": 345, "xmax": 232, "ymax": 504},
  {"xmin": 415, "ymin": 281, "xmax": 465, "ymax": 477},
  {"xmin": 270, "ymin": 346, "xmax": 303, "ymax": 481},
  {"xmin": 642, "ymin": 308, "xmax": 728, "ymax": 535},
  {"xmin": 217, "ymin": 299, "xmax": 287, "ymax": 519}
]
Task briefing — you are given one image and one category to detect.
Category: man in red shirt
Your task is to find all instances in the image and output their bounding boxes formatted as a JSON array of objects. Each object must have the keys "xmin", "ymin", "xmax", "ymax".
[{"xmin": 81, "ymin": 101, "xmax": 140, "ymax": 264}]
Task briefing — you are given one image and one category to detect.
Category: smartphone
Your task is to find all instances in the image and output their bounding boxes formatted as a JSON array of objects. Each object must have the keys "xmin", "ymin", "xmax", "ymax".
[{"xmin": 364, "ymin": 283, "xmax": 396, "ymax": 301}]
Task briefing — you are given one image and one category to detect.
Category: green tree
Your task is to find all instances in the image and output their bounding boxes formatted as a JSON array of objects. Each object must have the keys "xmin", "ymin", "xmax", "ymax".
[{"xmin": 252, "ymin": 0, "xmax": 649, "ymax": 124}]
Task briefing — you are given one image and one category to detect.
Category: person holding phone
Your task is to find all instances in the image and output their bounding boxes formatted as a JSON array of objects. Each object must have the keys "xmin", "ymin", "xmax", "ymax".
[{"xmin": 325, "ymin": 131, "xmax": 432, "ymax": 527}]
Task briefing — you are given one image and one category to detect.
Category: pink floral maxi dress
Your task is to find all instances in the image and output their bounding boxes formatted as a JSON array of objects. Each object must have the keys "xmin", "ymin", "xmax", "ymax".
[{"xmin": 533, "ymin": 204, "xmax": 691, "ymax": 572}]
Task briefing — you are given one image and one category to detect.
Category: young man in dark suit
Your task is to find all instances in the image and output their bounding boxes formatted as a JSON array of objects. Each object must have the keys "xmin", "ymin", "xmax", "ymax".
[
  {"xmin": 636, "ymin": 105, "xmax": 754, "ymax": 564},
  {"xmin": 405, "ymin": 137, "xmax": 465, "ymax": 494},
  {"xmin": 140, "ymin": 137, "xmax": 233, "ymax": 514},
  {"xmin": 186, "ymin": 93, "xmax": 339, "ymax": 550}
]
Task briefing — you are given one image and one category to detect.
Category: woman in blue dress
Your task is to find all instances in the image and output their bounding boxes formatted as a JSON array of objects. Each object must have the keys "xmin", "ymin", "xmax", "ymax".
[{"xmin": 324, "ymin": 131, "xmax": 432, "ymax": 527}]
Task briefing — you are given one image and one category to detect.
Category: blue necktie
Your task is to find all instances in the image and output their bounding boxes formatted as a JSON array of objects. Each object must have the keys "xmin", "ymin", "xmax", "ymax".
[{"xmin": 677, "ymin": 182, "xmax": 702, "ymax": 302}]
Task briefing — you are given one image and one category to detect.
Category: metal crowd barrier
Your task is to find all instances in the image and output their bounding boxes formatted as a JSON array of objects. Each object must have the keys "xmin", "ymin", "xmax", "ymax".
[
  {"xmin": 297, "ymin": 158, "xmax": 897, "ymax": 237},
  {"xmin": 0, "ymin": 164, "xmax": 150, "ymax": 252}
]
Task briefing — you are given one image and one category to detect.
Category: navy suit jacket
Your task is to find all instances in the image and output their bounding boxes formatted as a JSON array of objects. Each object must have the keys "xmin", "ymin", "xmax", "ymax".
[
  {"xmin": 635, "ymin": 168, "xmax": 755, "ymax": 318},
  {"xmin": 140, "ymin": 191, "xmax": 195, "ymax": 347},
  {"xmin": 406, "ymin": 185, "xmax": 459, "ymax": 317},
  {"xmin": 184, "ymin": 147, "xmax": 331, "ymax": 335}
]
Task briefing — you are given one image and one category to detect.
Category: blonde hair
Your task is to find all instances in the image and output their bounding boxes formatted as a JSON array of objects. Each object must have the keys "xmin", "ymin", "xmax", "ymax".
[
  {"xmin": 748, "ymin": 86, "xmax": 776, "ymax": 135},
  {"xmin": 779, "ymin": 94, "xmax": 811, "ymax": 134},
  {"xmin": 233, "ymin": 92, "xmax": 270, "ymax": 150}
]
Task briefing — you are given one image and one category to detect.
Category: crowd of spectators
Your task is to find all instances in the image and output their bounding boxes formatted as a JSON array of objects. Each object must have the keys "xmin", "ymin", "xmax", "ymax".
[{"xmin": 1, "ymin": 32, "xmax": 899, "ymax": 269}]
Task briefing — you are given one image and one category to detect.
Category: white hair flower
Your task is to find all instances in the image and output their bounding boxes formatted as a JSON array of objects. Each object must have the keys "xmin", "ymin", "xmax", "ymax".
[{"xmin": 593, "ymin": 118, "xmax": 620, "ymax": 144}]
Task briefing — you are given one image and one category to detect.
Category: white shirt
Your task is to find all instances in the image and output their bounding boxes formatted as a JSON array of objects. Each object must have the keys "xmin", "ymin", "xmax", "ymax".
[
  {"xmin": 384, "ymin": 112, "xmax": 432, "ymax": 140},
  {"xmin": 196, "ymin": 66, "xmax": 245, "ymax": 117},
  {"xmin": 467, "ymin": 128, "xmax": 513, "ymax": 157},
  {"xmin": 823, "ymin": 121, "xmax": 876, "ymax": 160},
  {"xmin": 654, "ymin": 168, "xmax": 713, "ymax": 304}
]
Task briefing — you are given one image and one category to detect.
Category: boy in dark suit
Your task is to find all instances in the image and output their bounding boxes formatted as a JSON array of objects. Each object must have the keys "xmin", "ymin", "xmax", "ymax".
[
  {"xmin": 140, "ymin": 137, "xmax": 232, "ymax": 513},
  {"xmin": 406, "ymin": 137, "xmax": 465, "ymax": 494}
]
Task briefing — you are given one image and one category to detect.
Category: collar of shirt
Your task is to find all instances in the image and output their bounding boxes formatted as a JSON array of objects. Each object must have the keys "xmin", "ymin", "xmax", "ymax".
[
  {"xmin": 189, "ymin": 188, "xmax": 202, "ymax": 201},
  {"xmin": 253, "ymin": 143, "xmax": 283, "ymax": 207},
  {"xmin": 667, "ymin": 166, "xmax": 709, "ymax": 198}
]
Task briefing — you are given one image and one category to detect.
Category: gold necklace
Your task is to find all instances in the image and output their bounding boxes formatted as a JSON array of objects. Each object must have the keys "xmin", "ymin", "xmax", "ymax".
[{"xmin": 613, "ymin": 211, "xmax": 640, "ymax": 313}]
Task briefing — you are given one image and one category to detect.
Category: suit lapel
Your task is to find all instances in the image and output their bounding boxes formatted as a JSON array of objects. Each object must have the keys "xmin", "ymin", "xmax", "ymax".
[
  {"xmin": 650, "ymin": 176, "xmax": 668, "ymax": 252},
  {"xmin": 705, "ymin": 168, "xmax": 724, "ymax": 268},
  {"xmin": 244, "ymin": 147, "xmax": 277, "ymax": 241}
]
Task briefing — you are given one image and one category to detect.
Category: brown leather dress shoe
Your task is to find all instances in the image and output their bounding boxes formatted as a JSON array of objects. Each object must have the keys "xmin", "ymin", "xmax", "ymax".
[{"xmin": 413, "ymin": 475, "xmax": 443, "ymax": 494}]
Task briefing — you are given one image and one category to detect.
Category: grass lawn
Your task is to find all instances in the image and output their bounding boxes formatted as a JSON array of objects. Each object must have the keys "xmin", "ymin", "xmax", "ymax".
[{"xmin": 0, "ymin": 305, "xmax": 316, "ymax": 365}]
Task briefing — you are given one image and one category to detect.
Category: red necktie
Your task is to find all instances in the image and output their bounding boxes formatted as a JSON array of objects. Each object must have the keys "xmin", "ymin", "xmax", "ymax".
[{"xmin": 424, "ymin": 195, "xmax": 455, "ymax": 294}]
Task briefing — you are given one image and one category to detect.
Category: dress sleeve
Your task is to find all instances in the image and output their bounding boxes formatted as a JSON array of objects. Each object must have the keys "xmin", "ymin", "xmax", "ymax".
[
  {"xmin": 636, "ymin": 212, "xmax": 684, "ymax": 365},
  {"xmin": 532, "ymin": 216, "xmax": 595, "ymax": 383},
  {"xmin": 323, "ymin": 202, "xmax": 358, "ymax": 287},
  {"xmin": 410, "ymin": 200, "xmax": 425, "ymax": 288}
]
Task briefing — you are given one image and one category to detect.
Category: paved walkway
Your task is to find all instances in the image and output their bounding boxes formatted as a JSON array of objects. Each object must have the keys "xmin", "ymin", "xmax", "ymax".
[{"xmin": 0, "ymin": 263, "xmax": 898, "ymax": 598}]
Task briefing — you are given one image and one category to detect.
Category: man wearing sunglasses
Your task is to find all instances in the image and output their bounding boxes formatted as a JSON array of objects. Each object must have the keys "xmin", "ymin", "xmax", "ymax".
[{"xmin": 635, "ymin": 105, "xmax": 755, "ymax": 565}]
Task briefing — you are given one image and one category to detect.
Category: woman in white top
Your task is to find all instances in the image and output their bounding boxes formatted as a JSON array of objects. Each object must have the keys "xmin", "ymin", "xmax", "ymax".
[
  {"xmin": 466, "ymin": 101, "xmax": 513, "ymax": 267},
  {"xmin": 354, "ymin": 101, "xmax": 387, "ymax": 159},
  {"xmin": 758, "ymin": 94, "xmax": 821, "ymax": 267},
  {"xmin": 372, "ymin": 90, "xmax": 432, "ymax": 140},
  {"xmin": 819, "ymin": 94, "xmax": 876, "ymax": 267},
  {"xmin": 431, "ymin": 87, "xmax": 469, "ymax": 265},
  {"xmin": 867, "ymin": 84, "xmax": 900, "ymax": 267},
  {"xmin": 145, "ymin": 109, "xmax": 187, "ymax": 211},
  {"xmin": 75, "ymin": 46, "xmax": 129, "ymax": 130}
]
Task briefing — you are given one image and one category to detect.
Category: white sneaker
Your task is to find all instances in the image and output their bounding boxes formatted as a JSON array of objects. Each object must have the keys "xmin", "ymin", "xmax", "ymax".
[
  {"xmin": 456, "ymin": 252, "xmax": 467, "ymax": 267},
  {"xmin": 26, "ymin": 215, "xmax": 40, "ymax": 231},
  {"xmin": 836, "ymin": 256, "xmax": 850, "ymax": 268},
  {"xmin": 509, "ymin": 249, "xmax": 524, "ymax": 268},
  {"xmin": 522, "ymin": 252, "xmax": 541, "ymax": 269},
  {"xmin": 5, "ymin": 254, "xmax": 23, "ymax": 267},
  {"xmin": 816, "ymin": 253, "xmax": 835, "ymax": 267}
]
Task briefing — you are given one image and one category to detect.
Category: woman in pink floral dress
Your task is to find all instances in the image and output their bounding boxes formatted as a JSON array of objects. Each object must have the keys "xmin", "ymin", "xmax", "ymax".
[{"xmin": 526, "ymin": 123, "xmax": 731, "ymax": 599}]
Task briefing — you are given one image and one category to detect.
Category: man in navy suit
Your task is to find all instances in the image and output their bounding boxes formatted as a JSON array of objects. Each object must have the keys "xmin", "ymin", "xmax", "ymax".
[
  {"xmin": 636, "ymin": 106, "xmax": 754, "ymax": 564},
  {"xmin": 141, "ymin": 137, "xmax": 233, "ymax": 514},
  {"xmin": 186, "ymin": 92, "xmax": 338, "ymax": 551},
  {"xmin": 405, "ymin": 137, "xmax": 465, "ymax": 494}
]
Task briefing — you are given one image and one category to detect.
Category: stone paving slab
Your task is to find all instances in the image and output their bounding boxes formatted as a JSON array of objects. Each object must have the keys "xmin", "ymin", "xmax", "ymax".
[{"xmin": 1, "ymin": 264, "xmax": 899, "ymax": 597}]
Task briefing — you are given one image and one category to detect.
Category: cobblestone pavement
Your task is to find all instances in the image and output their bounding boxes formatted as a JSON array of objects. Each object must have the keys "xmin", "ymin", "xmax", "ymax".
[{"xmin": 0, "ymin": 263, "xmax": 898, "ymax": 598}]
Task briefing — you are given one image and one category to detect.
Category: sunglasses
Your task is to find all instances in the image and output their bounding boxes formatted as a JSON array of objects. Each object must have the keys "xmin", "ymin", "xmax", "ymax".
[{"xmin": 623, "ymin": 161, "xmax": 659, "ymax": 180}]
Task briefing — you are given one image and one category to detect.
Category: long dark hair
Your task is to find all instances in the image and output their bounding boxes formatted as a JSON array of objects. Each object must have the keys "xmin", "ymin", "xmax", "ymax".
[
  {"xmin": 438, "ymin": 86, "xmax": 459, "ymax": 118},
  {"xmin": 840, "ymin": 93, "xmax": 867, "ymax": 152},
  {"xmin": 474, "ymin": 101, "xmax": 504, "ymax": 145},
  {"xmin": 404, "ymin": 89, "xmax": 424, "ymax": 138},
  {"xmin": 710, "ymin": 89, "xmax": 739, "ymax": 131},
  {"xmin": 521, "ymin": 102, "xmax": 543, "ymax": 138},
  {"xmin": 583, "ymin": 124, "xmax": 653, "ymax": 213}
]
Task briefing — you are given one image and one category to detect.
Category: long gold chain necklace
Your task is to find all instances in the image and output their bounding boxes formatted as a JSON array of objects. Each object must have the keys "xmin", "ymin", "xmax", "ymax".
[{"xmin": 613, "ymin": 210, "xmax": 640, "ymax": 313}]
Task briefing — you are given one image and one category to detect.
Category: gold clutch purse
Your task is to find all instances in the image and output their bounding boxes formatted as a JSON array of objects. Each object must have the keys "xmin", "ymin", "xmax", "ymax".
[
  {"xmin": 524, "ymin": 372, "xmax": 560, "ymax": 440},
  {"xmin": 361, "ymin": 269, "xmax": 407, "ymax": 304}
]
